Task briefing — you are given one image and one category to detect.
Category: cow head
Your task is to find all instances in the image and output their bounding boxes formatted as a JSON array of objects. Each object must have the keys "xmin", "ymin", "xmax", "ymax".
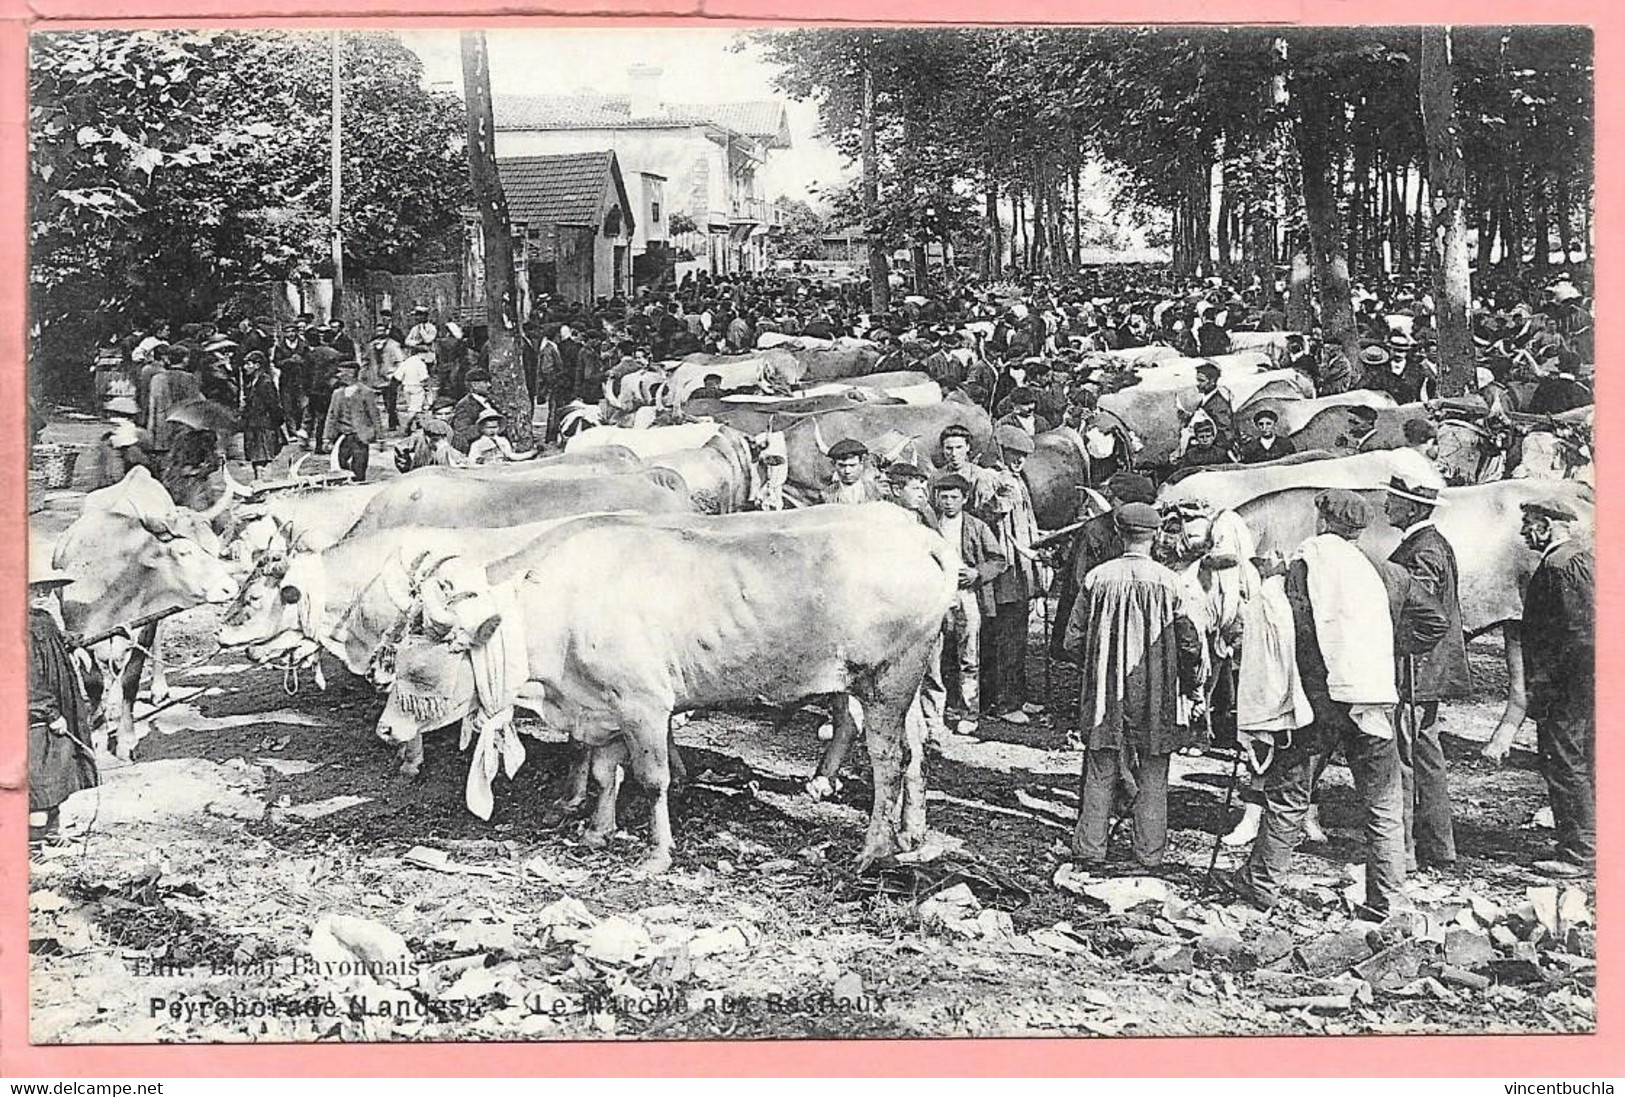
[
  {"xmin": 374, "ymin": 575, "xmax": 502, "ymax": 744},
  {"xmin": 745, "ymin": 425, "xmax": 788, "ymax": 510},
  {"xmin": 217, "ymin": 548, "xmax": 324, "ymax": 665}
]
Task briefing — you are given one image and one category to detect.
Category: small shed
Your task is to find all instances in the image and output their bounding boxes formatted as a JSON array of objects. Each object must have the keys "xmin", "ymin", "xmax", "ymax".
[{"xmin": 496, "ymin": 151, "xmax": 638, "ymax": 305}]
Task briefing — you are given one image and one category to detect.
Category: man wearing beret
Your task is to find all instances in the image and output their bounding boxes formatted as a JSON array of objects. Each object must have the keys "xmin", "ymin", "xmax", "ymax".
[
  {"xmin": 1235, "ymin": 407, "xmax": 1298, "ymax": 464},
  {"xmin": 1063, "ymin": 501, "xmax": 1205, "ymax": 872},
  {"xmin": 1385, "ymin": 476, "xmax": 1471, "ymax": 870},
  {"xmin": 921, "ymin": 474, "xmax": 1008, "ymax": 739},
  {"xmin": 975, "ymin": 424, "xmax": 1048, "ymax": 725},
  {"xmin": 1485, "ymin": 499, "xmax": 1594, "ymax": 878},
  {"xmin": 821, "ymin": 438, "xmax": 888, "ymax": 505},
  {"xmin": 1228, "ymin": 489, "xmax": 1446, "ymax": 916}
]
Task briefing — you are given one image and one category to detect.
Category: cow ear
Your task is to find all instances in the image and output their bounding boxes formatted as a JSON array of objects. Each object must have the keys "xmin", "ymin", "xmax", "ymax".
[
  {"xmin": 470, "ymin": 614, "xmax": 502, "ymax": 648},
  {"xmin": 280, "ymin": 585, "xmax": 302, "ymax": 605}
]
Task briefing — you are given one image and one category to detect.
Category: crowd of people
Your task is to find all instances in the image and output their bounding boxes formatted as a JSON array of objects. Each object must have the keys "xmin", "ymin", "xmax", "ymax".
[{"xmin": 36, "ymin": 262, "xmax": 1595, "ymax": 906}]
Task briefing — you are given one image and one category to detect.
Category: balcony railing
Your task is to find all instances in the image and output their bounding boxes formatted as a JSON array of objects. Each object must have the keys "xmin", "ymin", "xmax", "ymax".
[{"xmin": 730, "ymin": 197, "xmax": 782, "ymax": 227}]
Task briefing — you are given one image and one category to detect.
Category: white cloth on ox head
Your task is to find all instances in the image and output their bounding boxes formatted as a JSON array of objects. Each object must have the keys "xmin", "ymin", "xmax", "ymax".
[{"xmin": 418, "ymin": 571, "xmax": 531, "ymax": 820}]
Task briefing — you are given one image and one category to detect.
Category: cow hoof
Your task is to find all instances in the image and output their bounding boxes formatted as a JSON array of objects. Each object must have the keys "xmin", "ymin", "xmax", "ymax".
[
  {"xmin": 580, "ymin": 827, "xmax": 612, "ymax": 850},
  {"xmin": 396, "ymin": 763, "xmax": 422, "ymax": 781}
]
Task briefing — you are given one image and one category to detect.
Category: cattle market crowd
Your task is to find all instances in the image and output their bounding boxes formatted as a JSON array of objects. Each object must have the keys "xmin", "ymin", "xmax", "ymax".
[{"xmin": 30, "ymin": 260, "xmax": 1596, "ymax": 958}]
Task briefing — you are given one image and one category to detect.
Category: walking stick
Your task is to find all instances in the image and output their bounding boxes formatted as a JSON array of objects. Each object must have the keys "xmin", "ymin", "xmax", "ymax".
[{"xmin": 1203, "ymin": 736, "xmax": 1245, "ymax": 894}]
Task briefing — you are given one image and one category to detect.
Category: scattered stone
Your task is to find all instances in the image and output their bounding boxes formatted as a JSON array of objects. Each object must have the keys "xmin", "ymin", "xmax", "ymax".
[
  {"xmin": 537, "ymin": 897, "xmax": 595, "ymax": 928},
  {"xmin": 1564, "ymin": 927, "xmax": 1596, "ymax": 958},
  {"xmin": 308, "ymin": 915, "xmax": 414, "ymax": 987},
  {"xmin": 1525, "ymin": 886, "xmax": 1561, "ymax": 937},
  {"xmin": 1251, "ymin": 930, "xmax": 1296, "ymax": 967},
  {"xmin": 1444, "ymin": 928, "xmax": 1496, "ymax": 970},
  {"xmin": 1264, "ymin": 994, "xmax": 1352, "ymax": 1014},
  {"xmin": 1434, "ymin": 963, "xmax": 1492, "ymax": 991},
  {"xmin": 1076, "ymin": 876, "xmax": 1172, "ymax": 915},
  {"xmin": 1464, "ymin": 891, "xmax": 1505, "ymax": 926},
  {"xmin": 1296, "ymin": 928, "xmax": 1375, "ymax": 976},
  {"xmin": 686, "ymin": 923, "xmax": 761, "ymax": 957},
  {"xmin": 1486, "ymin": 956, "xmax": 1547, "ymax": 985},
  {"xmin": 522, "ymin": 856, "xmax": 589, "ymax": 887},
  {"xmin": 831, "ymin": 970, "xmax": 865, "ymax": 1002},
  {"xmin": 1352, "ymin": 941, "xmax": 1432, "ymax": 992},
  {"xmin": 1491, "ymin": 925, "xmax": 1520, "ymax": 950},
  {"xmin": 1558, "ymin": 887, "xmax": 1593, "ymax": 930},
  {"xmin": 570, "ymin": 916, "xmax": 651, "ymax": 965},
  {"xmin": 1195, "ymin": 930, "xmax": 1249, "ymax": 964},
  {"xmin": 1150, "ymin": 944, "xmax": 1194, "ymax": 974}
]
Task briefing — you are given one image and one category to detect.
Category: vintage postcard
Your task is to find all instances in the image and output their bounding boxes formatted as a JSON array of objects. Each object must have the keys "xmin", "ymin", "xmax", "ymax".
[{"xmin": 20, "ymin": 21, "xmax": 1597, "ymax": 1048}]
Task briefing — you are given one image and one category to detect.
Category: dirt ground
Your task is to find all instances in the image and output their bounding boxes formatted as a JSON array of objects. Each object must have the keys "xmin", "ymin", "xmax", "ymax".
[{"xmin": 27, "ymin": 417, "xmax": 1595, "ymax": 1044}]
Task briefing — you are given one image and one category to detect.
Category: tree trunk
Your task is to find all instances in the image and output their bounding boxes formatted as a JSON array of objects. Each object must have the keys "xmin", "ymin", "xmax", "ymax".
[
  {"xmin": 1502, "ymin": 162, "xmax": 1525, "ymax": 277},
  {"xmin": 1532, "ymin": 173, "xmax": 1551, "ymax": 271},
  {"xmin": 1420, "ymin": 26, "xmax": 1475, "ymax": 398},
  {"xmin": 1557, "ymin": 178, "xmax": 1574, "ymax": 264},
  {"xmin": 1216, "ymin": 164, "xmax": 1233, "ymax": 273},
  {"xmin": 1287, "ymin": 243, "xmax": 1313, "ymax": 330},
  {"xmin": 1072, "ymin": 161, "xmax": 1083, "ymax": 266},
  {"xmin": 1030, "ymin": 159, "xmax": 1048, "ymax": 273},
  {"xmin": 861, "ymin": 60, "xmax": 891, "ymax": 316},
  {"xmin": 984, "ymin": 170, "xmax": 1001, "ymax": 278},
  {"xmin": 461, "ymin": 31, "xmax": 531, "ymax": 447},
  {"xmin": 1293, "ymin": 79, "xmax": 1360, "ymax": 378}
]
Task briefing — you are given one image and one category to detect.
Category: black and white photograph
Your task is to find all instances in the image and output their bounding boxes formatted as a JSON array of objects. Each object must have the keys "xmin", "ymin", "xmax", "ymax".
[{"xmin": 24, "ymin": 24, "xmax": 1596, "ymax": 1044}]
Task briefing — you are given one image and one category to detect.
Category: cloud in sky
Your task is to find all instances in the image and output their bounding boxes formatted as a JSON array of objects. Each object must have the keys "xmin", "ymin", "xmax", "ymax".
[{"xmin": 396, "ymin": 28, "xmax": 852, "ymax": 209}]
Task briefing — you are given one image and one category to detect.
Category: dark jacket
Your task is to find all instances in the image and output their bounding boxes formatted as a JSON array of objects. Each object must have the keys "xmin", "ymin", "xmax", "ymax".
[
  {"xmin": 940, "ymin": 509, "xmax": 1009, "ymax": 619},
  {"xmin": 1522, "ymin": 538, "xmax": 1595, "ymax": 723},
  {"xmin": 1388, "ymin": 523, "xmax": 1473, "ymax": 701},
  {"xmin": 1235, "ymin": 434, "xmax": 1298, "ymax": 464},
  {"xmin": 1051, "ymin": 511, "xmax": 1123, "ymax": 662}
]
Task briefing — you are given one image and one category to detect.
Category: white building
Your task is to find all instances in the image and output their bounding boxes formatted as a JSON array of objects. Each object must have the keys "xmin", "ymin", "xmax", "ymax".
[{"xmin": 493, "ymin": 65, "xmax": 790, "ymax": 281}]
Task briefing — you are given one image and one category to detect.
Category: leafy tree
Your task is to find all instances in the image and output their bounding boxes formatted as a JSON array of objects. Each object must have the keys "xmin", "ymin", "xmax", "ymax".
[
  {"xmin": 773, "ymin": 197, "xmax": 829, "ymax": 259},
  {"xmin": 29, "ymin": 29, "xmax": 469, "ymax": 387}
]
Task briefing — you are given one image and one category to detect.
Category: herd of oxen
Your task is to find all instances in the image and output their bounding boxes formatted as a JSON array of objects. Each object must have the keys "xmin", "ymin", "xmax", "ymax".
[{"xmin": 43, "ymin": 328, "xmax": 1596, "ymax": 876}]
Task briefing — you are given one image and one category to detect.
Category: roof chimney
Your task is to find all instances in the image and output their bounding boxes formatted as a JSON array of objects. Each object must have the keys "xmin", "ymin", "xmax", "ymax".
[{"xmin": 627, "ymin": 64, "xmax": 663, "ymax": 119}]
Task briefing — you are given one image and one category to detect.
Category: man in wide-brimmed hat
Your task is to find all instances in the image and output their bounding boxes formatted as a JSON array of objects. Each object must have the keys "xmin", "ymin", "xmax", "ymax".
[
  {"xmin": 466, "ymin": 406, "xmax": 537, "ymax": 465},
  {"xmin": 1384, "ymin": 475, "xmax": 1469, "ymax": 870},
  {"xmin": 88, "ymin": 395, "xmax": 157, "ymax": 487}
]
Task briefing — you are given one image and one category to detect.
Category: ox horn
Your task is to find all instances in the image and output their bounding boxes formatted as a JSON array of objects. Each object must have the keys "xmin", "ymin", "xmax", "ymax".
[
  {"xmin": 289, "ymin": 453, "xmax": 312, "ymax": 481},
  {"xmin": 199, "ymin": 464, "xmax": 249, "ymax": 523},
  {"xmin": 812, "ymin": 417, "xmax": 831, "ymax": 457}
]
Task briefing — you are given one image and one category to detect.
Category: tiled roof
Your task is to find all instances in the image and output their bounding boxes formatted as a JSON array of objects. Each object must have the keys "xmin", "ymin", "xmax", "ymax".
[
  {"xmin": 670, "ymin": 101, "xmax": 790, "ymax": 147},
  {"xmin": 494, "ymin": 94, "xmax": 790, "ymax": 148},
  {"xmin": 497, "ymin": 152, "xmax": 617, "ymax": 227}
]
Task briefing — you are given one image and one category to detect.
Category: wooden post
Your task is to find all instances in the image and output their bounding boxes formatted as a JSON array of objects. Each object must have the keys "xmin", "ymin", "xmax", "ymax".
[
  {"xmin": 461, "ymin": 31, "xmax": 532, "ymax": 447},
  {"xmin": 329, "ymin": 30, "xmax": 344, "ymax": 314}
]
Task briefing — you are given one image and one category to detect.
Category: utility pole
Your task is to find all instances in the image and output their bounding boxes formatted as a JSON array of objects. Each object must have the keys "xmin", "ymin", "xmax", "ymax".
[
  {"xmin": 461, "ymin": 30, "xmax": 532, "ymax": 447},
  {"xmin": 330, "ymin": 29, "xmax": 344, "ymax": 318}
]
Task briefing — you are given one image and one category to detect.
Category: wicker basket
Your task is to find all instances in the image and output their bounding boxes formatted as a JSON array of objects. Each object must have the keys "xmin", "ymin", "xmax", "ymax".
[{"xmin": 33, "ymin": 444, "xmax": 80, "ymax": 490}]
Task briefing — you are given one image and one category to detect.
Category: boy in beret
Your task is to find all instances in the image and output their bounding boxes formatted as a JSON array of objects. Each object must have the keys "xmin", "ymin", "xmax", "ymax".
[{"xmin": 821, "ymin": 438, "xmax": 887, "ymax": 505}]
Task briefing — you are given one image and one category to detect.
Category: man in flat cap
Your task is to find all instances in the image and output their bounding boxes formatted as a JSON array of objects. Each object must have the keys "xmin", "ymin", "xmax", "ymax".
[
  {"xmin": 1485, "ymin": 498, "xmax": 1594, "ymax": 878},
  {"xmin": 1228, "ymin": 489, "xmax": 1445, "ymax": 916},
  {"xmin": 1063, "ymin": 500, "xmax": 1205, "ymax": 873},
  {"xmin": 920, "ymin": 474, "xmax": 1008, "ymax": 739},
  {"xmin": 821, "ymin": 438, "xmax": 887, "ymax": 505},
  {"xmin": 975, "ymin": 424, "xmax": 1047, "ymax": 726},
  {"xmin": 1385, "ymin": 475, "xmax": 1470, "ymax": 870},
  {"xmin": 1235, "ymin": 407, "xmax": 1298, "ymax": 464}
]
